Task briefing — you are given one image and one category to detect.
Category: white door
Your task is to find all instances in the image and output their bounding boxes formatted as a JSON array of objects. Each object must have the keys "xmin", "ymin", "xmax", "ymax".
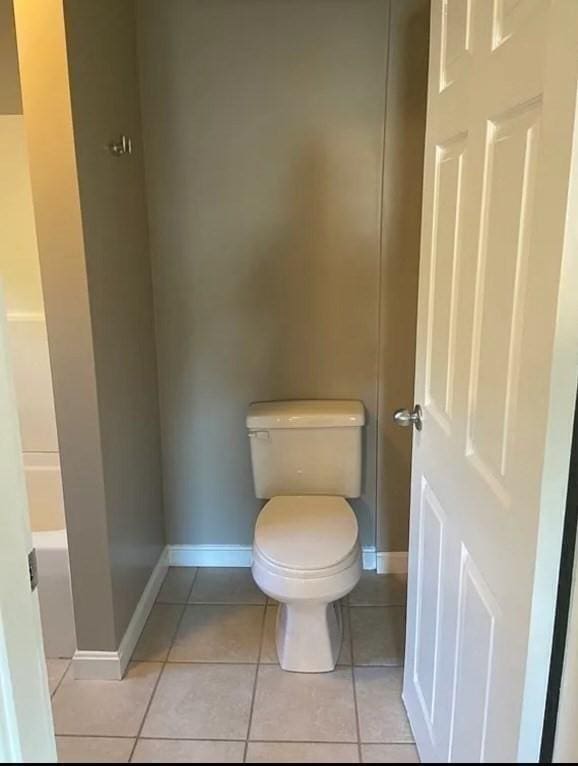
[
  {"xmin": 403, "ymin": 1, "xmax": 578, "ymax": 762},
  {"xmin": 0, "ymin": 285, "xmax": 56, "ymax": 763}
]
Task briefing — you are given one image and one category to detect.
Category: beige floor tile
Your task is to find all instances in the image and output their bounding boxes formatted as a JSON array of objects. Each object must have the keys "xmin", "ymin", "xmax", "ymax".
[
  {"xmin": 156, "ymin": 567, "xmax": 197, "ymax": 603},
  {"xmin": 250, "ymin": 665, "xmax": 357, "ymax": 742},
  {"xmin": 132, "ymin": 604, "xmax": 184, "ymax": 662},
  {"xmin": 55, "ymin": 736, "xmax": 134, "ymax": 763},
  {"xmin": 142, "ymin": 662, "xmax": 255, "ymax": 739},
  {"xmin": 261, "ymin": 604, "xmax": 351, "ymax": 665},
  {"xmin": 354, "ymin": 667, "xmax": 413, "ymax": 744},
  {"xmin": 132, "ymin": 738, "xmax": 245, "ymax": 763},
  {"xmin": 361, "ymin": 743, "xmax": 420, "ymax": 763},
  {"xmin": 260, "ymin": 604, "xmax": 279, "ymax": 663},
  {"xmin": 169, "ymin": 604, "xmax": 264, "ymax": 663},
  {"xmin": 246, "ymin": 741, "xmax": 360, "ymax": 763},
  {"xmin": 52, "ymin": 662, "xmax": 162, "ymax": 737},
  {"xmin": 349, "ymin": 573, "xmax": 407, "ymax": 606},
  {"xmin": 46, "ymin": 658, "xmax": 70, "ymax": 695},
  {"xmin": 189, "ymin": 567, "xmax": 266, "ymax": 604},
  {"xmin": 340, "ymin": 609, "xmax": 353, "ymax": 664},
  {"xmin": 351, "ymin": 607, "xmax": 405, "ymax": 666}
]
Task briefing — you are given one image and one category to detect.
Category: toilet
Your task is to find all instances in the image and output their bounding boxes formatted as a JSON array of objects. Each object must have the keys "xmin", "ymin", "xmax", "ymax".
[{"xmin": 247, "ymin": 400, "xmax": 364, "ymax": 673}]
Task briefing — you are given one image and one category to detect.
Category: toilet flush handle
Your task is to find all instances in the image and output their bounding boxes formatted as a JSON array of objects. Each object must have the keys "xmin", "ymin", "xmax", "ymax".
[{"xmin": 249, "ymin": 430, "xmax": 271, "ymax": 440}]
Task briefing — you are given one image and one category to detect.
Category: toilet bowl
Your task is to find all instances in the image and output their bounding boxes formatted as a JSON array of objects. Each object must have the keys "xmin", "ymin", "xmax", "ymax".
[
  {"xmin": 252, "ymin": 495, "xmax": 362, "ymax": 672},
  {"xmin": 247, "ymin": 399, "xmax": 365, "ymax": 673}
]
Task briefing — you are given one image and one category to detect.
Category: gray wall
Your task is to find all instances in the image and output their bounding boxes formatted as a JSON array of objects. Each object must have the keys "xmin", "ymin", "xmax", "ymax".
[
  {"xmin": 15, "ymin": 0, "xmax": 164, "ymax": 652},
  {"xmin": 14, "ymin": 0, "xmax": 117, "ymax": 651},
  {"xmin": 63, "ymin": 0, "xmax": 164, "ymax": 644},
  {"xmin": 377, "ymin": 0, "xmax": 429, "ymax": 551},
  {"xmin": 138, "ymin": 0, "xmax": 419, "ymax": 549}
]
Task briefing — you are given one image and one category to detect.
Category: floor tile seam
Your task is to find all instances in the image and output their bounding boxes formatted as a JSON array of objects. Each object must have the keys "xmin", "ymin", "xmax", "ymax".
[
  {"xmin": 349, "ymin": 603, "xmax": 406, "ymax": 609},
  {"xmin": 186, "ymin": 600, "xmax": 267, "ymax": 606},
  {"xmin": 127, "ymin": 590, "xmax": 193, "ymax": 762},
  {"xmin": 243, "ymin": 603, "xmax": 269, "ymax": 762},
  {"xmin": 55, "ymin": 733, "xmax": 413, "ymax": 744},
  {"xmin": 346, "ymin": 604, "xmax": 363, "ymax": 761},
  {"xmin": 127, "ymin": 658, "xmax": 404, "ymax": 668},
  {"xmin": 49, "ymin": 658, "xmax": 72, "ymax": 699}
]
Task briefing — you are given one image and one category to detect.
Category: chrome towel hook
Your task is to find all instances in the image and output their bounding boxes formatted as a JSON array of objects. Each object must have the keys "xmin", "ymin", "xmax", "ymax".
[{"xmin": 108, "ymin": 134, "xmax": 132, "ymax": 156}]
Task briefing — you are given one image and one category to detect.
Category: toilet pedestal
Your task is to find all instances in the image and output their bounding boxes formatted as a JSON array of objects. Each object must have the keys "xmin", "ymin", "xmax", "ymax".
[{"xmin": 276, "ymin": 599, "xmax": 343, "ymax": 673}]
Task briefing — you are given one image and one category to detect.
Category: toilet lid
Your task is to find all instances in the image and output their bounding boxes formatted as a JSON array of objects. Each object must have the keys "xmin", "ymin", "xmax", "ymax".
[{"xmin": 254, "ymin": 496, "xmax": 359, "ymax": 572}]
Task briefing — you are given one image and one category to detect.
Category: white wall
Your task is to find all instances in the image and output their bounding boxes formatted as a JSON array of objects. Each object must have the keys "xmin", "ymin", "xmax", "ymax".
[{"xmin": 0, "ymin": 0, "xmax": 64, "ymax": 532}]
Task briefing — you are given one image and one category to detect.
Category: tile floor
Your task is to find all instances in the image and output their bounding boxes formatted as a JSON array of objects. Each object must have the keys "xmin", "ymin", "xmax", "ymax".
[{"xmin": 48, "ymin": 567, "xmax": 418, "ymax": 763}]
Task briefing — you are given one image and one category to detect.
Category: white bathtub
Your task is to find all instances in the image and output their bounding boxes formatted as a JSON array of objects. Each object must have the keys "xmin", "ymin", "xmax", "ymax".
[{"xmin": 32, "ymin": 529, "xmax": 76, "ymax": 659}]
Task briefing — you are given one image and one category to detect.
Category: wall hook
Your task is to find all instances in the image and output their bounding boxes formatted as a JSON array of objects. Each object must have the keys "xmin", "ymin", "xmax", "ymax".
[{"xmin": 108, "ymin": 134, "xmax": 132, "ymax": 156}]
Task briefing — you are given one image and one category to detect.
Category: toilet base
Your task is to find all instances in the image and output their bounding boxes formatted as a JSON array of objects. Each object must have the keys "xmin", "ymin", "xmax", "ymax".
[{"xmin": 276, "ymin": 599, "xmax": 343, "ymax": 673}]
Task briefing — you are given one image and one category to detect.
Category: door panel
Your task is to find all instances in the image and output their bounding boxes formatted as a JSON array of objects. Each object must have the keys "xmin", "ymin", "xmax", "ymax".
[
  {"xmin": 450, "ymin": 548, "xmax": 497, "ymax": 763},
  {"xmin": 440, "ymin": 0, "xmax": 472, "ymax": 90},
  {"xmin": 413, "ymin": 479, "xmax": 445, "ymax": 729},
  {"xmin": 426, "ymin": 137, "xmax": 465, "ymax": 430},
  {"xmin": 404, "ymin": 1, "xmax": 578, "ymax": 761},
  {"xmin": 467, "ymin": 103, "xmax": 541, "ymax": 503}
]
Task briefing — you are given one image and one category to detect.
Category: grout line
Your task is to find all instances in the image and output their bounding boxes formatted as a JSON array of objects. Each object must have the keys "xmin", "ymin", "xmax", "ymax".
[
  {"xmin": 57, "ymin": 570, "xmax": 409, "ymax": 757},
  {"xmin": 55, "ymin": 732, "xmax": 414, "ymax": 745},
  {"xmin": 243, "ymin": 602, "xmax": 269, "ymax": 762},
  {"xmin": 55, "ymin": 734, "xmax": 136, "ymax": 741},
  {"xmin": 183, "ymin": 567, "xmax": 199, "ymax": 603},
  {"xmin": 157, "ymin": 599, "xmax": 406, "ymax": 608},
  {"xmin": 349, "ymin": 604, "xmax": 406, "ymax": 609},
  {"xmin": 127, "ymin": 571, "xmax": 199, "ymax": 763},
  {"xmin": 48, "ymin": 658, "xmax": 71, "ymax": 699},
  {"xmin": 347, "ymin": 603, "xmax": 364, "ymax": 763},
  {"xmin": 128, "ymin": 657, "xmax": 403, "ymax": 668},
  {"xmin": 54, "ymin": 733, "xmax": 407, "ymax": 745},
  {"xmin": 155, "ymin": 600, "xmax": 265, "ymax": 606},
  {"xmin": 186, "ymin": 601, "xmax": 267, "ymax": 606},
  {"xmin": 131, "ymin": 659, "xmax": 263, "ymax": 667}
]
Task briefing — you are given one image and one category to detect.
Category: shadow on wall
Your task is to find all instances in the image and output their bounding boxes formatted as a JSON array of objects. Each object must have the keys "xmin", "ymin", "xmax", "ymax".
[
  {"xmin": 163, "ymin": 132, "xmax": 377, "ymax": 543},
  {"xmin": 246, "ymin": 135, "xmax": 376, "ymax": 527},
  {"xmin": 378, "ymin": 0, "xmax": 429, "ymax": 552}
]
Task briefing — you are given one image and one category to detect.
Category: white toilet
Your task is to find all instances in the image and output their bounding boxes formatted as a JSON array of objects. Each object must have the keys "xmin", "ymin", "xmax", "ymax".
[{"xmin": 247, "ymin": 399, "xmax": 365, "ymax": 673}]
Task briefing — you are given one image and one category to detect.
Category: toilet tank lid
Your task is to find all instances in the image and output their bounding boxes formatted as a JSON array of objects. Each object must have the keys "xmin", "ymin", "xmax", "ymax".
[{"xmin": 246, "ymin": 400, "xmax": 365, "ymax": 430}]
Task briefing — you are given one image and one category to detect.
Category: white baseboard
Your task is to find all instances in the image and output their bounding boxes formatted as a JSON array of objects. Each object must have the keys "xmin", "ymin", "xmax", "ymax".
[
  {"xmin": 362, "ymin": 546, "xmax": 377, "ymax": 570},
  {"xmin": 168, "ymin": 544, "xmax": 383, "ymax": 571},
  {"xmin": 169, "ymin": 544, "xmax": 253, "ymax": 567},
  {"xmin": 72, "ymin": 546, "xmax": 169, "ymax": 681},
  {"xmin": 376, "ymin": 551, "xmax": 408, "ymax": 574},
  {"xmin": 69, "ymin": 543, "xmax": 407, "ymax": 680}
]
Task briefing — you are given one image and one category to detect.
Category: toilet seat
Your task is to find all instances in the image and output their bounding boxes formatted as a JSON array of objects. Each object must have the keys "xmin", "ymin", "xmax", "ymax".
[{"xmin": 254, "ymin": 495, "xmax": 359, "ymax": 578}]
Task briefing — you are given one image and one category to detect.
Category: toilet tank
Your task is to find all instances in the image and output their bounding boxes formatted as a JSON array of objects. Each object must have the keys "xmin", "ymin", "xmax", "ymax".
[{"xmin": 246, "ymin": 400, "xmax": 365, "ymax": 499}]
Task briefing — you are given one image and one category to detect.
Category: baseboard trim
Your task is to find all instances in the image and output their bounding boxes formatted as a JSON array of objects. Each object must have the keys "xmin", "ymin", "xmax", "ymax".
[
  {"xmin": 72, "ymin": 546, "xmax": 169, "ymax": 680},
  {"xmin": 376, "ymin": 551, "xmax": 408, "ymax": 574},
  {"xmin": 69, "ymin": 544, "xmax": 408, "ymax": 680},
  {"xmin": 168, "ymin": 544, "xmax": 381, "ymax": 571},
  {"xmin": 362, "ymin": 546, "xmax": 377, "ymax": 571},
  {"xmin": 169, "ymin": 544, "xmax": 253, "ymax": 567}
]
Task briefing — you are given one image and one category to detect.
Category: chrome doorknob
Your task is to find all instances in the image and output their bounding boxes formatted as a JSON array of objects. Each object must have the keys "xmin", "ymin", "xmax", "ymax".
[{"xmin": 393, "ymin": 404, "xmax": 423, "ymax": 431}]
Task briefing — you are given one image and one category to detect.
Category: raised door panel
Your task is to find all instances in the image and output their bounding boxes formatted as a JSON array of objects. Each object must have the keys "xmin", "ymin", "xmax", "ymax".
[
  {"xmin": 493, "ymin": 0, "xmax": 543, "ymax": 49},
  {"xmin": 449, "ymin": 548, "xmax": 498, "ymax": 762},
  {"xmin": 425, "ymin": 136, "xmax": 467, "ymax": 434},
  {"xmin": 466, "ymin": 102, "xmax": 541, "ymax": 508},
  {"xmin": 413, "ymin": 479, "xmax": 445, "ymax": 739},
  {"xmin": 440, "ymin": 0, "xmax": 472, "ymax": 91}
]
